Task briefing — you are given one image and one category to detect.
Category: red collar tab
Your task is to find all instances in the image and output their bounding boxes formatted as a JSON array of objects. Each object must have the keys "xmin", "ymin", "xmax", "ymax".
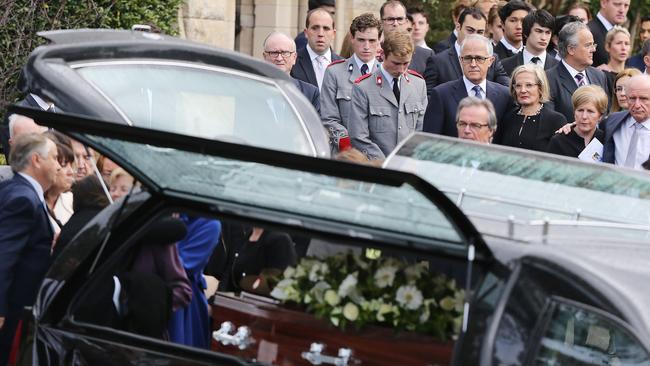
[
  {"xmin": 407, "ymin": 69, "xmax": 424, "ymax": 79},
  {"xmin": 376, "ymin": 75, "xmax": 382, "ymax": 86},
  {"xmin": 328, "ymin": 59, "xmax": 346, "ymax": 68},
  {"xmin": 354, "ymin": 73, "xmax": 372, "ymax": 84}
]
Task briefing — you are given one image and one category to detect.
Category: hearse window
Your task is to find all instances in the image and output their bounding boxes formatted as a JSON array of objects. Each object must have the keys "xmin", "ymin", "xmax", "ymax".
[{"xmin": 534, "ymin": 300, "xmax": 650, "ymax": 365}]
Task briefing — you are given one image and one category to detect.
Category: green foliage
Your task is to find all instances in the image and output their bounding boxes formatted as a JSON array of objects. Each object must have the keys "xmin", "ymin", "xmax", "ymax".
[
  {"xmin": 0, "ymin": 0, "xmax": 182, "ymax": 113},
  {"xmin": 403, "ymin": 0, "xmax": 455, "ymax": 46}
]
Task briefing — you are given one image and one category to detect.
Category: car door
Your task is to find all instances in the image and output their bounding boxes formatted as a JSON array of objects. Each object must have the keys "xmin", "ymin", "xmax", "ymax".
[{"xmin": 12, "ymin": 106, "xmax": 495, "ymax": 365}]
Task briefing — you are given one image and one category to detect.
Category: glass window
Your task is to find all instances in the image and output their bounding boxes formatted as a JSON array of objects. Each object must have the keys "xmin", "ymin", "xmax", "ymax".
[
  {"xmin": 75, "ymin": 62, "xmax": 313, "ymax": 155},
  {"xmin": 535, "ymin": 301, "xmax": 650, "ymax": 365},
  {"xmin": 83, "ymin": 135, "xmax": 465, "ymax": 249},
  {"xmin": 387, "ymin": 134, "xmax": 650, "ymax": 241}
]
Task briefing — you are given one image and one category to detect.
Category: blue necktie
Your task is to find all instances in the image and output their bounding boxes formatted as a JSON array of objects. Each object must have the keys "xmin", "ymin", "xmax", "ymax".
[{"xmin": 472, "ymin": 85, "xmax": 483, "ymax": 99}]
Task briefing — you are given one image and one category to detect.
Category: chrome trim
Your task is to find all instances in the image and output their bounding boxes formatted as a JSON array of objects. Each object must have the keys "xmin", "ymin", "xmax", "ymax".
[{"xmin": 70, "ymin": 60, "xmax": 317, "ymax": 156}]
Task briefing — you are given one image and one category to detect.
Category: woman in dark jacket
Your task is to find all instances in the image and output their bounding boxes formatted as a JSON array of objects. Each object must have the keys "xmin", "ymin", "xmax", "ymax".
[
  {"xmin": 493, "ymin": 64, "xmax": 567, "ymax": 152},
  {"xmin": 547, "ymin": 85, "xmax": 608, "ymax": 158}
]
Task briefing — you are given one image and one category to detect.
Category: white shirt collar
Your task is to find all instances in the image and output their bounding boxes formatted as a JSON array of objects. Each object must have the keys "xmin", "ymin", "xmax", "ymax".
[
  {"xmin": 306, "ymin": 44, "xmax": 331, "ymax": 63},
  {"xmin": 416, "ymin": 40, "xmax": 430, "ymax": 49},
  {"xmin": 562, "ymin": 60, "xmax": 587, "ymax": 81},
  {"xmin": 380, "ymin": 66, "xmax": 400, "ymax": 88},
  {"xmin": 523, "ymin": 48, "xmax": 546, "ymax": 65},
  {"xmin": 353, "ymin": 54, "xmax": 376, "ymax": 72},
  {"xmin": 626, "ymin": 115, "xmax": 650, "ymax": 129},
  {"xmin": 596, "ymin": 12, "xmax": 615, "ymax": 31},
  {"xmin": 17, "ymin": 172, "xmax": 45, "ymax": 203},
  {"xmin": 500, "ymin": 37, "xmax": 523, "ymax": 54},
  {"xmin": 462, "ymin": 76, "xmax": 487, "ymax": 97},
  {"xmin": 454, "ymin": 41, "xmax": 461, "ymax": 57},
  {"xmin": 30, "ymin": 93, "xmax": 52, "ymax": 110}
]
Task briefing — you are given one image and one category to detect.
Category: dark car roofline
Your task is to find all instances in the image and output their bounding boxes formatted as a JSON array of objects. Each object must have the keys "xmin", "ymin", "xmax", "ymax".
[{"xmin": 11, "ymin": 105, "xmax": 492, "ymax": 260}]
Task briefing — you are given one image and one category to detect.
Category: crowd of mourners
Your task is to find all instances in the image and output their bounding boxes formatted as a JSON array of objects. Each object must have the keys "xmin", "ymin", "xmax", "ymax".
[{"xmin": 1, "ymin": 0, "xmax": 650, "ymax": 363}]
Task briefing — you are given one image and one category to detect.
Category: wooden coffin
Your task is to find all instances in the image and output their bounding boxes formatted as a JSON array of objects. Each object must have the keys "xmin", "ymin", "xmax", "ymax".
[{"xmin": 211, "ymin": 292, "xmax": 454, "ymax": 366}]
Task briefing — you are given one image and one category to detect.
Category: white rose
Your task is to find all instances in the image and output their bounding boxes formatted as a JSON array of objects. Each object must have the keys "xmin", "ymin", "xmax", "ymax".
[
  {"xmin": 283, "ymin": 266, "xmax": 296, "ymax": 279},
  {"xmin": 377, "ymin": 303, "xmax": 392, "ymax": 322},
  {"xmin": 395, "ymin": 285, "xmax": 424, "ymax": 310},
  {"xmin": 374, "ymin": 266, "xmax": 398, "ymax": 288},
  {"xmin": 343, "ymin": 302, "xmax": 360, "ymax": 321},
  {"xmin": 324, "ymin": 289, "xmax": 341, "ymax": 306},
  {"xmin": 270, "ymin": 278, "xmax": 296, "ymax": 301},
  {"xmin": 337, "ymin": 273, "xmax": 358, "ymax": 298}
]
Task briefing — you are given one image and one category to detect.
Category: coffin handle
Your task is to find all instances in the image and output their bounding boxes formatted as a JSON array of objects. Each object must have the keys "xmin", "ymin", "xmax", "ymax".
[
  {"xmin": 212, "ymin": 321, "xmax": 255, "ymax": 350},
  {"xmin": 301, "ymin": 342, "xmax": 355, "ymax": 365}
]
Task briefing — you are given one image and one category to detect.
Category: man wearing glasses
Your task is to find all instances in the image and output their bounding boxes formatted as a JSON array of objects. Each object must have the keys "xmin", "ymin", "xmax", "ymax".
[
  {"xmin": 423, "ymin": 34, "xmax": 511, "ymax": 136},
  {"xmin": 546, "ymin": 21, "xmax": 610, "ymax": 122},
  {"xmin": 262, "ymin": 32, "xmax": 321, "ymax": 114},
  {"xmin": 455, "ymin": 97, "xmax": 498, "ymax": 143},
  {"xmin": 379, "ymin": 1, "xmax": 434, "ymax": 75}
]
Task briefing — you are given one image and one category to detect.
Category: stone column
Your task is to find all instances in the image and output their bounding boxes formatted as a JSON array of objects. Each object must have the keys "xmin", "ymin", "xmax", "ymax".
[
  {"xmin": 237, "ymin": 0, "xmax": 256, "ymax": 55},
  {"xmin": 335, "ymin": 0, "xmax": 382, "ymax": 55},
  {"xmin": 179, "ymin": 0, "xmax": 236, "ymax": 50},
  {"xmin": 253, "ymin": 0, "xmax": 301, "ymax": 58}
]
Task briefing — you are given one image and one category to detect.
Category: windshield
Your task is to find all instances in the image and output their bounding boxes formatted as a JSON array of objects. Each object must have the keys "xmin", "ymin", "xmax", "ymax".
[
  {"xmin": 82, "ymin": 134, "xmax": 465, "ymax": 250},
  {"xmin": 74, "ymin": 61, "xmax": 314, "ymax": 155},
  {"xmin": 386, "ymin": 134, "xmax": 650, "ymax": 242}
]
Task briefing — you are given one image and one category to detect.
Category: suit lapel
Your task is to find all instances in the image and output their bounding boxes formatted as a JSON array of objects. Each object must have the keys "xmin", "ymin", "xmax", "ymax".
[
  {"xmin": 557, "ymin": 63, "xmax": 578, "ymax": 95},
  {"xmin": 378, "ymin": 72, "xmax": 399, "ymax": 108},
  {"xmin": 399, "ymin": 75, "xmax": 412, "ymax": 107},
  {"xmin": 297, "ymin": 49, "xmax": 318, "ymax": 86},
  {"xmin": 452, "ymin": 79, "xmax": 468, "ymax": 103},
  {"xmin": 449, "ymin": 47, "xmax": 463, "ymax": 78},
  {"xmin": 585, "ymin": 67, "xmax": 601, "ymax": 86}
]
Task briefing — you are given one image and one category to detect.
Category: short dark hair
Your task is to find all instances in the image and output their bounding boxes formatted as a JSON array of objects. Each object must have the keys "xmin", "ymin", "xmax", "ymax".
[
  {"xmin": 72, "ymin": 175, "xmax": 110, "ymax": 211},
  {"xmin": 565, "ymin": 2, "xmax": 592, "ymax": 21},
  {"xmin": 553, "ymin": 14, "xmax": 580, "ymax": 36},
  {"xmin": 350, "ymin": 13, "xmax": 383, "ymax": 38},
  {"xmin": 380, "ymin": 0, "xmax": 406, "ymax": 19},
  {"xmin": 498, "ymin": 0, "xmax": 531, "ymax": 23},
  {"xmin": 642, "ymin": 39, "xmax": 650, "ymax": 57},
  {"xmin": 305, "ymin": 8, "xmax": 335, "ymax": 28},
  {"xmin": 458, "ymin": 7, "xmax": 487, "ymax": 27},
  {"xmin": 407, "ymin": 6, "xmax": 428, "ymax": 23},
  {"xmin": 308, "ymin": 0, "xmax": 335, "ymax": 11},
  {"xmin": 642, "ymin": 14, "xmax": 650, "ymax": 24},
  {"xmin": 523, "ymin": 9, "xmax": 554, "ymax": 42},
  {"xmin": 44, "ymin": 130, "xmax": 74, "ymax": 166}
]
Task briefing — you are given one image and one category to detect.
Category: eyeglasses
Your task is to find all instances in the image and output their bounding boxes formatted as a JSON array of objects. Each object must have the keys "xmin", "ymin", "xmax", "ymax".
[
  {"xmin": 457, "ymin": 121, "xmax": 490, "ymax": 130},
  {"xmin": 264, "ymin": 50, "xmax": 295, "ymax": 58},
  {"xmin": 581, "ymin": 42, "xmax": 597, "ymax": 50},
  {"xmin": 382, "ymin": 17, "xmax": 406, "ymax": 24},
  {"xmin": 460, "ymin": 56, "xmax": 490, "ymax": 64},
  {"xmin": 514, "ymin": 83, "xmax": 539, "ymax": 90}
]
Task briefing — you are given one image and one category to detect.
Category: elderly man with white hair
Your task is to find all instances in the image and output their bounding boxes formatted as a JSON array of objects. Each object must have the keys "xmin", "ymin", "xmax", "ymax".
[
  {"xmin": 0, "ymin": 114, "xmax": 47, "ymax": 181},
  {"xmin": 0, "ymin": 133, "xmax": 60, "ymax": 364},
  {"xmin": 455, "ymin": 96, "xmax": 498, "ymax": 143}
]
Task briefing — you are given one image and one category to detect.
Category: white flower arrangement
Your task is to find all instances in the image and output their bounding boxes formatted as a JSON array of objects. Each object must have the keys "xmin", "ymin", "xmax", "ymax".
[{"xmin": 270, "ymin": 252, "xmax": 464, "ymax": 340}]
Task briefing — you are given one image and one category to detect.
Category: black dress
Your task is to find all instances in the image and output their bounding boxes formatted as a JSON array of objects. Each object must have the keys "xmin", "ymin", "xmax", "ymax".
[
  {"xmin": 494, "ymin": 105, "xmax": 568, "ymax": 152},
  {"xmin": 547, "ymin": 128, "xmax": 605, "ymax": 158}
]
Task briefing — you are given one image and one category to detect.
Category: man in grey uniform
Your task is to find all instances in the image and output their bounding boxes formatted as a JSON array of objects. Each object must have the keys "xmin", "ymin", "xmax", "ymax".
[
  {"xmin": 349, "ymin": 29, "xmax": 427, "ymax": 160},
  {"xmin": 320, "ymin": 13, "xmax": 382, "ymax": 150}
]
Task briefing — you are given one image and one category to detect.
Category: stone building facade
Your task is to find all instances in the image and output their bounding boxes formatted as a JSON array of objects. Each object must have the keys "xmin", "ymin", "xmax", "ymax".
[{"xmin": 179, "ymin": 0, "xmax": 383, "ymax": 57}]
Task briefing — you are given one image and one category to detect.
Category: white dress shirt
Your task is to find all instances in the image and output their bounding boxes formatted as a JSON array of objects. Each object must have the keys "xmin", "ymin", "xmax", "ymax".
[
  {"xmin": 30, "ymin": 93, "xmax": 53, "ymax": 110},
  {"xmin": 562, "ymin": 60, "xmax": 590, "ymax": 86},
  {"xmin": 462, "ymin": 76, "xmax": 487, "ymax": 99},
  {"xmin": 500, "ymin": 38, "xmax": 523, "ymax": 54},
  {"xmin": 306, "ymin": 44, "xmax": 332, "ymax": 90},
  {"xmin": 381, "ymin": 67, "xmax": 401, "ymax": 91},
  {"xmin": 353, "ymin": 54, "xmax": 376, "ymax": 73},
  {"xmin": 613, "ymin": 116, "xmax": 650, "ymax": 169},
  {"xmin": 596, "ymin": 12, "xmax": 615, "ymax": 31},
  {"xmin": 523, "ymin": 48, "xmax": 547, "ymax": 66}
]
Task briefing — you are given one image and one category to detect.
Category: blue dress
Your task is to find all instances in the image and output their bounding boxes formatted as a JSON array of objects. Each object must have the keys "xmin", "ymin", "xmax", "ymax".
[{"xmin": 169, "ymin": 215, "xmax": 221, "ymax": 349}]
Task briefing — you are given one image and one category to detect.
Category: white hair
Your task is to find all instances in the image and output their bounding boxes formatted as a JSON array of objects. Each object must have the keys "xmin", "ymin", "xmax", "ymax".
[{"xmin": 460, "ymin": 34, "xmax": 494, "ymax": 56}]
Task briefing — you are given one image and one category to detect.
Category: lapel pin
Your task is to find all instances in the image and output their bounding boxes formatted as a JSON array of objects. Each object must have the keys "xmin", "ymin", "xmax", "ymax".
[
  {"xmin": 348, "ymin": 64, "xmax": 353, "ymax": 72},
  {"xmin": 376, "ymin": 75, "xmax": 382, "ymax": 86}
]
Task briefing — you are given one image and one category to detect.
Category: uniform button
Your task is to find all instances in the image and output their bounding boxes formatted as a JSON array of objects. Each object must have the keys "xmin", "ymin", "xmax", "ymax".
[
  {"xmin": 346, "ymin": 96, "xmax": 350, "ymax": 100},
  {"xmin": 398, "ymin": 126, "xmax": 402, "ymax": 129},
  {"xmin": 398, "ymin": 110, "xmax": 401, "ymax": 114}
]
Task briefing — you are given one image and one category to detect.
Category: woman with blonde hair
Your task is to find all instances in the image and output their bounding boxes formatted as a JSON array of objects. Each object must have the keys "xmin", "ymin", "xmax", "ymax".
[
  {"xmin": 597, "ymin": 26, "xmax": 631, "ymax": 84},
  {"xmin": 547, "ymin": 85, "xmax": 608, "ymax": 158},
  {"xmin": 494, "ymin": 64, "xmax": 566, "ymax": 152},
  {"xmin": 611, "ymin": 68, "xmax": 642, "ymax": 112}
]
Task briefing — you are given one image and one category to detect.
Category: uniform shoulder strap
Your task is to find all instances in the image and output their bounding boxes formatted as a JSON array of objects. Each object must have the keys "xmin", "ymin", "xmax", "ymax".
[
  {"xmin": 327, "ymin": 59, "xmax": 346, "ymax": 67},
  {"xmin": 407, "ymin": 69, "xmax": 424, "ymax": 79},
  {"xmin": 354, "ymin": 73, "xmax": 372, "ymax": 84}
]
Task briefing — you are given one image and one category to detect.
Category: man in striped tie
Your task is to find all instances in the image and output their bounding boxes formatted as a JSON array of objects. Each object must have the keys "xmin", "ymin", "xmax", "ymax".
[{"xmin": 320, "ymin": 13, "xmax": 382, "ymax": 151}]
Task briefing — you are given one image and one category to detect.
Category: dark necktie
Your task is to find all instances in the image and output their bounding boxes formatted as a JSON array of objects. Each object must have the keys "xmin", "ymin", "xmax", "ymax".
[
  {"xmin": 575, "ymin": 72, "xmax": 586, "ymax": 87},
  {"xmin": 530, "ymin": 56, "xmax": 541, "ymax": 65},
  {"xmin": 360, "ymin": 63, "xmax": 369, "ymax": 75},
  {"xmin": 472, "ymin": 85, "xmax": 482, "ymax": 99},
  {"xmin": 393, "ymin": 78, "xmax": 400, "ymax": 103}
]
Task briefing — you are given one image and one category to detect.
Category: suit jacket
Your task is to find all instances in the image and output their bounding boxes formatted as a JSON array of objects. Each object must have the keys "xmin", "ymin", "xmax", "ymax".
[
  {"xmin": 588, "ymin": 18, "xmax": 609, "ymax": 67},
  {"xmin": 1, "ymin": 95, "xmax": 43, "ymax": 159},
  {"xmin": 423, "ymin": 78, "xmax": 512, "ymax": 136},
  {"xmin": 602, "ymin": 111, "xmax": 632, "ymax": 164},
  {"xmin": 546, "ymin": 62, "xmax": 610, "ymax": 122},
  {"xmin": 424, "ymin": 45, "xmax": 510, "ymax": 96},
  {"xmin": 293, "ymin": 78, "xmax": 320, "ymax": 114},
  {"xmin": 409, "ymin": 46, "xmax": 435, "ymax": 75},
  {"xmin": 0, "ymin": 174, "xmax": 53, "ymax": 359},
  {"xmin": 494, "ymin": 41, "xmax": 515, "ymax": 62},
  {"xmin": 290, "ymin": 47, "xmax": 343, "ymax": 88},
  {"xmin": 294, "ymin": 32, "xmax": 308, "ymax": 50},
  {"xmin": 501, "ymin": 51, "xmax": 559, "ymax": 76},
  {"xmin": 433, "ymin": 32, "xmax": 456, "ymax": 54},
  {"xmin": 626, "ymin": 53, "xmax": 646, "ymax": 72},
  {"xmin": 320, "ymin": 57, "xmax": 380, "ymax": 135},
  {"xmin": 493, "ymin": 104, "xmax": 568, "ymax": 151},
  {"xmin": 349, "ymin": 69, "xmax": 428, "ymax": 159}
]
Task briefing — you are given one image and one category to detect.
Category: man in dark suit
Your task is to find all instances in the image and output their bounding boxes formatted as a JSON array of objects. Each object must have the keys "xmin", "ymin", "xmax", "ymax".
[
  {"xmin": 1, "ymin": 93, "xmax": 53, "ymax": 161},
  {"xmin": 290, "ymin": 8, "xmax": 342, "ymax": 90},
  {"xmin": 262, "ymin": 32, "xmax": 321, "ymax": 114},
  {"xmin": 0, "ymin": 133, "xmax": 60, "ymax": 364},
  {"xmin": 432, "ymin": 1, "xmax": 468, "ymax": 53},
  {"xmin": 380, "ymin": 1, "xmax": 434, "ymax": 75},
  {"xmin": 494, "ymin": 0, "xmax": 532, "ymax": 61},
  {"xmin": 501, "ymin": 9, "xmax": 559, "ymax": 76},
  {"xmin": 294, "ymin": 0, "xmax": 336, "ymax": 50},
  {"xmin": 423, "ymin": 35, "xmax": 511, "ymax": 136},
  {"xmin": 588, "ymin": 0, "xmax": 630, "ymax": 67},
  {"xmin": 602, "ymin": 75, "xmax": 650, "ymax": 168},
  {"xmin": 627, "ymin": 16, "xmax": 650, "ymax": 72},
  {"xmin": 546, "ymin": 21, "xmax": 610, "ymax": 122},
  {"xmin": 424, "ymin": 7, "xmax": 510, "ymax": 96}
]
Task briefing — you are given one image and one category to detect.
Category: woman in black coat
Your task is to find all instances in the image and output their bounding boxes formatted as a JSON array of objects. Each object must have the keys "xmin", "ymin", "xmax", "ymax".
[
  {"xmin": 493, "ymin": 64, "xmax": 567, "ymax": 152},
  {"xmin": 547, "ymin": 85, "xmax": 608, "ymax": 159}
]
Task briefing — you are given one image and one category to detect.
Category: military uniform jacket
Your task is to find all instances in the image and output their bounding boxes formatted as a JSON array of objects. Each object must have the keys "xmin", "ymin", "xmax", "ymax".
[
  {"xmin": 320, "ymin": 57, "xmax": 379, "ymax": 136},
  {"xmin": 349, "ymin": 68, "xmax": 427, "ymax": 160}
]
